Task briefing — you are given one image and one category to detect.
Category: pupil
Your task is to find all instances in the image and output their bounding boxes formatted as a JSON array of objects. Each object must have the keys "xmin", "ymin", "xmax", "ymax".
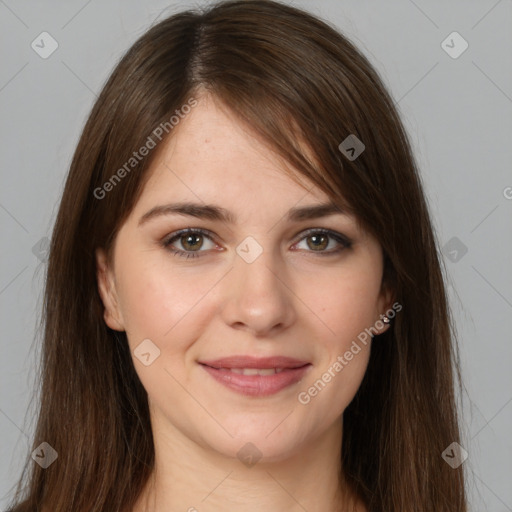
[
  {"xmin": 184, "ymin": 234, "xmax": 202, "ymax": 250},
  {"xmin": 309, "ymin": 234, "xmax": 327, "ymax": 250}
]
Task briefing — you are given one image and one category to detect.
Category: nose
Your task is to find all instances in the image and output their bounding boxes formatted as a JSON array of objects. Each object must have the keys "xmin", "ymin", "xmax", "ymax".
[{"xmin": 220, "ymin": 244, "xmax": 297, "ymax": 338}]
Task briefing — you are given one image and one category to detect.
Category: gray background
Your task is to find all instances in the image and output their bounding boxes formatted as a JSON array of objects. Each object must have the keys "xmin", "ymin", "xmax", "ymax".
[{"xmin": 1, "ymin": 0, "xmax": 511, "ymax": 510}]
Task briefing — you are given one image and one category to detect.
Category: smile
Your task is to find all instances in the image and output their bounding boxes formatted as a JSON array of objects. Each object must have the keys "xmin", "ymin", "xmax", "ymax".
[
  {"xmin": 198, "ymin": 356, "xmax": 312, "ymax": 397},
  {"xmin": 227, "ymin": 368, "xmax": 284, "ymax": 375}
]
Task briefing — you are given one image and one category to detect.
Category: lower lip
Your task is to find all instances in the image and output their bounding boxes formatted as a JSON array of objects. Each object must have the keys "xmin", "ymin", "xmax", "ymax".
[{"xmin": 200, "ymin": 364, "xmax": 311, "ymax": 397}]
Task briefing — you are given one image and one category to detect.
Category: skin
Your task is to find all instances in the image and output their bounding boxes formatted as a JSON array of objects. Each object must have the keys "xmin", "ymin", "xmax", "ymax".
[{"xmin": 96, "ymin": 93, "xmax": 393, "ymax": 512}]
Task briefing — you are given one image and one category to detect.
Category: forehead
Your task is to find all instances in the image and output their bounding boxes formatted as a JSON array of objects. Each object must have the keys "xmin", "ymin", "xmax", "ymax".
[{"xmin": 137, "ymin": 95, "xmax": 331, "ymax": 211}]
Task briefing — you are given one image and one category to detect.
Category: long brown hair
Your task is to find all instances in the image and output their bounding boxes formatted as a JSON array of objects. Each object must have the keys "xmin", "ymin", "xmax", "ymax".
[{"xmin": 7, "ymin": 1, "xmax": 467, "ymax": 510}]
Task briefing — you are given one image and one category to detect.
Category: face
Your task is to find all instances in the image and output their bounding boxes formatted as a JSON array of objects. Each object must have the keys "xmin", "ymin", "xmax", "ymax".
[{"xmin": 96, "ymin": 93, "xmax": 393, "ymax": 463}]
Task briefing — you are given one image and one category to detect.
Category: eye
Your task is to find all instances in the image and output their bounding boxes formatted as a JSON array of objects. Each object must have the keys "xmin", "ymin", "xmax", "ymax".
[
  {"xmin": 162, "ymin": 228, "xmax": 218, "ymax": 259},
  {"xmin": 162, "ymin": 227, "xmax": 352, "ymax": 260},
  {"xmin": 293, "ymin": 228, "xmax": 352, "ymax": 256}
]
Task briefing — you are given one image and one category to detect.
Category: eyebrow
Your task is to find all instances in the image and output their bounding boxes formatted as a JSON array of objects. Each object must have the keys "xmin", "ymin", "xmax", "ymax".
[{"xmin": 138, "ymin": 201, "xmax": 345, "ymax": 226}]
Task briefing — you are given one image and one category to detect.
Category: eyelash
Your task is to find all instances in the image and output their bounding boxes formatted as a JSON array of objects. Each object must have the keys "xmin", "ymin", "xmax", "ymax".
[{"xmin": 161, "ymin": 227, "xmax": 352, "ymax": 260}]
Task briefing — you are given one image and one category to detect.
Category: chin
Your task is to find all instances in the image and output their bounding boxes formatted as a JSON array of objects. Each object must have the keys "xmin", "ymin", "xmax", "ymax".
[{"xmin": 198, "ymin": 414, "xmax": 312, "ymax": 465}]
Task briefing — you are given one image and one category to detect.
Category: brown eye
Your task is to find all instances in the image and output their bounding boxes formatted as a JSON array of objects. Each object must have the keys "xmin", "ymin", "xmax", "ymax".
[
  {"xmin": 180, "ymin": 233, "xmax": 204, "ymax": 251},
  {"xmin": 294, "ymin": 229, "xmax": 352, "ymax": 255},
  {"xmin": 306, "ymin": 233, "xmax": 329, "ymax": 251},
  {"xmin": 163, "ymin": 228, "xmax": 217, "ymax": 259}
]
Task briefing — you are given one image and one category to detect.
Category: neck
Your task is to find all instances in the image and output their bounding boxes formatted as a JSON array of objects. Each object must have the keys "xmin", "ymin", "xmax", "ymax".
[{"xmin": 133, "ymin": 414, "xmax": 364, "ymax": 512}]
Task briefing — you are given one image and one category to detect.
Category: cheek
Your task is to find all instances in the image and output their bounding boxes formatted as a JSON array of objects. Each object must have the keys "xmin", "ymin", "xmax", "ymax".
[
  {"xmin": 114, "ymin": 261, "xmax": 215, "ymax": 403},
  {"xmin": 300, "ymin": 258, "xmax": 383, "ymax": 347},
  {"xmin": 295, "ymin": 259, "xmax": 381, "ymax": 413},
  {"xmin": 115, "ymin": 256, "xmax": 219, "ymax": 356}
]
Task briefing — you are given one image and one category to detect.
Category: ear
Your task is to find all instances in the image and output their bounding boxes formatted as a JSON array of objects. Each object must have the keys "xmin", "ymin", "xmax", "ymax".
[
  {"xmin": 374, "ymin": 284, "xmax": 396, "ymax": 336},
  {"xmin": 95, "ymin": 248, "xmax": 125, "ymax": 331}
]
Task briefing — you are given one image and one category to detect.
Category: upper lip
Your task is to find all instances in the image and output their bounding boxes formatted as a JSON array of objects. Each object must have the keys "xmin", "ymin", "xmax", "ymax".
[{"xmin": 199, "ymin": 356, "xmax": 310, "ymax": 369}]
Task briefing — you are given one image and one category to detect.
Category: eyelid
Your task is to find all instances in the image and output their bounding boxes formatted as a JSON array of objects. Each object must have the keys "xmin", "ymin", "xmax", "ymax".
[
  {"xmin": 291, "ymin": 227, "xmax": 352, "ymax": 249},
  {"xmin": 162, "ymin": 227, "xmax": 220, "ymax": 250},
  {"xmin": 162, "ymin": 226, "xmax": 352, "ymax": 258}
]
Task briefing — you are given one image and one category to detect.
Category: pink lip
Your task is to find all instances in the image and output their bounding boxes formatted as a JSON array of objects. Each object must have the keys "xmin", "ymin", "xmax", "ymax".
[
  {"xmin": 198, "ymin": 356, "xmax": 311, "ymax": 397},
  {"xmin": 200, "ymin": 355, "xmax": 310, "ymax": 369}
]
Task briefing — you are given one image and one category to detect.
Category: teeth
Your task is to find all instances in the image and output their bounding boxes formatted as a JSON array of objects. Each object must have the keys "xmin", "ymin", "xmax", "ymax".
[{"xmin": 227, "ymin": 368, "xmax": 284, "ymax": 375}]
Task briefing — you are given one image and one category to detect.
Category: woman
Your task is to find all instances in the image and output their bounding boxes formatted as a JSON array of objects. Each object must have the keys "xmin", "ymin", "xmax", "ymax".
[{"xmin": 7, "ymin": 0, "xmax": 467, "ymax": 510}]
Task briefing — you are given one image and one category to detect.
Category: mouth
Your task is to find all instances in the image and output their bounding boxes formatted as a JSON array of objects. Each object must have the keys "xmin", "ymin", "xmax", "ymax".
[{"xmin": 198, "ymin": 356, "xmax": 312, "ymax": 397}]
